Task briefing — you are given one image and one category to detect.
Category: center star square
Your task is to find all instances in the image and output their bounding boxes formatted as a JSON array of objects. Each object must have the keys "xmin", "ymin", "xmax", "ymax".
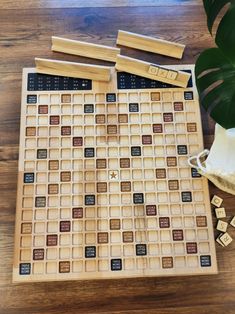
[{"xmin": 109, "ymin": 170, "xmax": 119, "ymax": 181}]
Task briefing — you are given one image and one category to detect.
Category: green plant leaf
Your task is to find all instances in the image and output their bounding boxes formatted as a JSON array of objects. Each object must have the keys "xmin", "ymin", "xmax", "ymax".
[
  {"xmin": 195, "ymin": 47, "xmax": 235, "ymax": 129},
  {"xmin": 203, "ymin": 0, "xmax": 235, "ymax": 62},
  {"xmin": 216, "ymin": 2, "xmax": 235, "ymax": 63},
  {"xmin": 203, "ymin": 0, "xmax": 230, "ymax": 33}
]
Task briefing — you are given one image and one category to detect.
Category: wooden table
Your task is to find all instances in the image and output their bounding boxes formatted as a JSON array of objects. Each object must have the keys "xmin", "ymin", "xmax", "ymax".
[{"xmin": 0, "ymin": 1, "xmax": 234, "ymax": 313}]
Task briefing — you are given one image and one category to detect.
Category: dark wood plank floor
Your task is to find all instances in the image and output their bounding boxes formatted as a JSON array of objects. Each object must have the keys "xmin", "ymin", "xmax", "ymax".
[{"xmin": 0, "ymin": 1, "xmax": 234, "ymax": 313}]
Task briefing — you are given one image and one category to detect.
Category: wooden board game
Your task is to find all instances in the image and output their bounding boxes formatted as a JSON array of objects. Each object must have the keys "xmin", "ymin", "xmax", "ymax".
[{"xmin": 13, "ymin": 65, "xmax": 217, "ymax": 282}]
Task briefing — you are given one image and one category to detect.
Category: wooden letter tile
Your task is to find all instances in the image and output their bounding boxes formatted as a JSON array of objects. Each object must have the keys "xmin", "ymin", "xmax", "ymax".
[
  {"xmin": 216, "ymin": 220, "xmax": 228, "ymax": 233},
  {"xmin": 211, "ymin": 195, "xmax": 223, "ymax": 207},
  {"xmin": 215, "ymin": 207, "xmax": 226, "ymax": 219}
]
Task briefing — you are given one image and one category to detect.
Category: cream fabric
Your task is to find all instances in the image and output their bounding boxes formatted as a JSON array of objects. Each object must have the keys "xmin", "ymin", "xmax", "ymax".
[{"xmin": 188, "ymin": 124, "xmax": 235, "ymax": 195}]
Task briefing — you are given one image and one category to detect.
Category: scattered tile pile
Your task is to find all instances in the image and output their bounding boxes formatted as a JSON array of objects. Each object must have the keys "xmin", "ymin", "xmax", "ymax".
[{"xmin": 211, "ymin": 195, "xmax": 235, "ymax": 247}]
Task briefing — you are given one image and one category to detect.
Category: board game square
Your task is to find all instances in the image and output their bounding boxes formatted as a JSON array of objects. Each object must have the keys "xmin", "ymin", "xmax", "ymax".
[
  {"xmin": 196, "ymin": 216, "xmax": 207, "ymax": 227},
  {"xmin": 120, "ymin": 158, "xmax": 130, "ymax": 168},
  {"xmin": 49, "ymin": 160, "xmax": 59, "ymax": 170},
  {"xmin": 85, "ymin": 246, "xmax": 96, "ymax": 258},
  {"xmin": 159, "ymin": 217, "xmax": 170, "ymax": 228},
  {"xmin": 61, "ymin": 126, "xmax": 71, "ymax": 136},
  {"xmin": 166, "ymin": 157, "xmax": 177, "ymax": 167},
  {"xmin": 97, "ymin": 182, "xmax": 107, "ymax": 193},
  {"xmin": 24, "ymin": 173, "xmax": 34, "ymax": 183},
  {"xmin": 61, "ymin": 171, "xmax": 71, "ymax": 182},
  {"xmin": 191, "ymin": 168, "xmax": 201, "ymax": 178},
  {"xmin": 123, "ymin": 231, "xmax": 134, "ymax": 243},
  {"xmin": 172, "ymin": 229, "xmax": 184, "ymax": 241},
  {"xmin": 184, "ymin": 91, "xmax": 194, "ymax": 100},
  {"xmin": 96, "ymin": 114, "xmax": 106, "ymax": 124},
  {"xmin": 84, "ymin": 148, "xmax": 95, "ymax": 158},
  {"xmin": 33, "ymin": 248, "xmax": 44, "ymax": 260},
  {"xmin": 177, "ymin": 145, "xmax": 188, "ymax": 155},
  {"xmin": 96, "ymin": 159, "xmax": 107, "ymax": 169},
  {"xmin": 98, "ymin": 232, "xmax": 109, "ymax": 244},
  {"xmin": 146, "ymin": 205, "xmax": 157, "ymax": 216},
  {"xmin": 73, "ymin": 137, "xmax": 83, "ymax": 146},
  {"xmin": 72, "ymin": 207, "xmax": 83, "ymax": 219},
  {"xmin": 153, "ymin": 124, "xmax": 163, "ymax": 133},
  {"xmin": 48, "ymin": 184, "xmax": 59, "ymax": 194},
  {"xmin": 27, "ymin": 95, "xmax": 37, "ymax": 104},
  {"xmin": 61, "ymin": 94, "xmax": 71, "ymax": 103},
  {"xmin": 162, "ymin": 257, "xmax": 173, "ymax": 269},
  {"xmin": 129, "ymin": 103, "xmax": 139, "ymax": 112},
  {"xmin": 121, "ymin": 181, "xmax": 131, "ymax": 192},
  {"xmin": 133, "ymin": 193, "xmax": 144, "ymax": 204},
  {"xmin": 186, "ymin": 242, "xmax": 197, "ymax": 254},
  {"xmin": 151, "ymin": 92, "xmax": 160, "ymax": 101},
  {"xmin": 85, "ymin": 195, "xmax": 95, "ymax": 206},
  {"xmin": 37, "ymin": 149, "xmax": 47, "ymax": 159},
  {"xmin": 118, "ymin": 114, "xmax": 128, "ymax": 123},
  {"xmin": 106, "ymin": 93, "xmax": 116, "ymax": 102},
  {"xmin": 156, "ymin": 168, "xmax": 166, "ymax": 179},
  {"xmin": 168, "ymin": 180, "xmax": 179, "ymax": 190},
  {"xmin": 84, "ymin": 104, "xmax": 94, "ymax": 113},
  {"xmin": 38, "ymin": 105, "xmax": 48, "ymax": 114},
  {"xmin": 47, "ymin": 234, "xmax": 58, "ymax": 246},
  {"xmin": 35, "ymin": 196, "xmax": 46, "ymax": 207},
  {"xmin": 181, "ymin": 191, "xmax": 192, "ymax": 202},
  {"xmin": 187, "ymin": 123, "xmax": 197, "ymax": 132},
  {"xmin": 200, "ymin": 255, "xmax": 211, "ymax": 267},
  {"xmin": 59, "ymin": 261, "xmax": 70, "ymax": 273},
  {"xmin": 21, "ymin": 223, "xmax": 32, "ymax": 234},
  {"xmin": 174, "ymin": 102, "xmax": 184, "ymax": 111},
  {"xmin": 110, "ymin": 219, "xmax": 121, "ymax": 230},
  {"xmin": 26, "ymin": 127, "xmax": 36, "ymax": 136},
  {"xmin": 111, "ymin": 259, "xmax": 122, "ymax": 271},
  {"xmin": 131, "ymin": 146, "xmax": 141, "ymax": 156},
  {"xmin": 19, "ymin": 263, "xmax": 31, "ymax": 275},
  {"xmin": 163, "ymin": 113, "xmax": 173, "ymax": 122},
  {"xmin": 107, "ymin": 125, "xmax": 118, "ymax": 134},
  {"xmin": 60, "ymin": 221, "xmax": 71, "ymax": 232},
  {"xmin": 136, "ymin": 244, "xmax": 147, "ymax": 256},
  {"xmin": 50, "ymin": 115, "xmax": 60, "ymax": 125},
  {"xmin": 142, "ymin": 135, "xmax": 152, "ymax": 145}
]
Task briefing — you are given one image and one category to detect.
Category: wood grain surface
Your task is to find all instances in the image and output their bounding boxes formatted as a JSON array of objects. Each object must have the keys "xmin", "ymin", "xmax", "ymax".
[{"xmin": 0, "ymin": 1, "xmax": 234, "ymax": 313}]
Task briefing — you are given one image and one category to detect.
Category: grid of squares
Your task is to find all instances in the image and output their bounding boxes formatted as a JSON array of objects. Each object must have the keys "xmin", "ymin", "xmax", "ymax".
[{"xmin": 14, "ymin": 68, "xmax": 216, "ymax": 281}]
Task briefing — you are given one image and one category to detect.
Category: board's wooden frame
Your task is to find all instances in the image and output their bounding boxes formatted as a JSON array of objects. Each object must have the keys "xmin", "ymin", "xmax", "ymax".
[{"xmin": 13, "ymin": 65, "xmax": 217, "ymax": 282}]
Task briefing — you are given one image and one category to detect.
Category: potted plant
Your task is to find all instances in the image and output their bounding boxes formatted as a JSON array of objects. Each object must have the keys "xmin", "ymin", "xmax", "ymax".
[{"xmin": 189, "ymin": 0, "xmax": 235, "ymax": 195}]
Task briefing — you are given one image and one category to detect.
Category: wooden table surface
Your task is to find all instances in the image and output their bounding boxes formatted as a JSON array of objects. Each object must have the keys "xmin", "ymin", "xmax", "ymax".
[{"xmin": 0, "ymin": 1, "xmax": 234, "ymax": 313}]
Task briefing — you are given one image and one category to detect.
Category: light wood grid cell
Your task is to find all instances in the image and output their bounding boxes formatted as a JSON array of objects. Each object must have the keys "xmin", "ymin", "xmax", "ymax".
[{"xmin": 13, "ymin": 66, "xmax": 217, "ymax": 282}]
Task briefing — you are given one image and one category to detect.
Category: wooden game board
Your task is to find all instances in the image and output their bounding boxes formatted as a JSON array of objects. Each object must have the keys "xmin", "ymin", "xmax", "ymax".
[{"xmin": 13, "ymin": 65, "xmax": 217, "ymax": 282}]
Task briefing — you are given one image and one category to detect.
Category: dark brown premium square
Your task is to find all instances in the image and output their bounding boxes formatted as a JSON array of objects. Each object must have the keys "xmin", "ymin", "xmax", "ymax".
[
  {"xmin": 47, "ymin": 234, "xmax": 58, "ymax": 246},
  {"xmin": 59, "ymin": 261, "xmax": 70, "ymax": 273},
  {"xmin": 61, "ymin": 171, "xmax": 71, "ymax": 182},
  {"xmin": 33, "ymin": 248, "xmax": 44, "ymax": 260},
  {"xmin": 98, "ymin": 232, "xmax": 109, "ymax": 244},
  {"xmin": 162, "ymin": 257, "xmax": 173, "ymax": 268}
]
